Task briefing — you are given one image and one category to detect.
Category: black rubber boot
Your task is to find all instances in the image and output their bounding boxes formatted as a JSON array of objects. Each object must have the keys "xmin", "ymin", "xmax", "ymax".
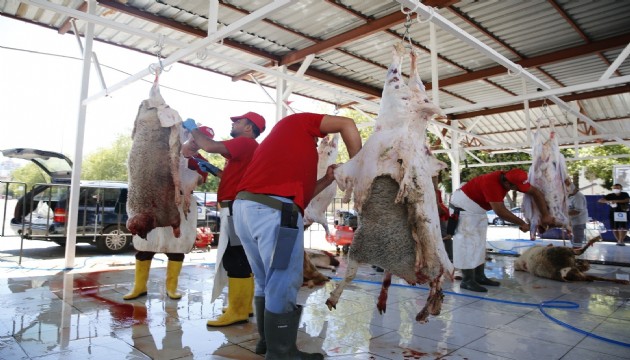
[
  {"xmin": 443, "ymin": 238, "xmax": 453, "ymax": 262},
  {"xmin": 475, "ymin": 263, "xmax": 500, "ymax": 286},
  {"xmin": 264, "ymin": 306, "xmax": 324, "ymax": 360},
  {"xmin": 254, "ymin": 296, "xmax": 266, "ymax": 355},
  {"xmin": 460, "ymin": 269, "xmax": 487, "ymax": 292}
]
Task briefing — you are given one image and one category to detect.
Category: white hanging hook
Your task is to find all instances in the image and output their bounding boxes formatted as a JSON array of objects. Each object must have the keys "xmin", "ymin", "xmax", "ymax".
[
  {"xmin": 151, "ymin": 34, "xmax": 172, "ymax": 73},
  {"xmin": 197, "ymin": 48, "xmax": 208, "ymax": 61},
  {"xmin": 416, "ymin": 6, "xmax": 435, "ymax": 24},
  {"xmin": 508, "ymin": 64, "xmax": 523, "ymax": 76},
  {"xmin": 401, "ymin": 13, "xmax": 414, "ymax": 50}
]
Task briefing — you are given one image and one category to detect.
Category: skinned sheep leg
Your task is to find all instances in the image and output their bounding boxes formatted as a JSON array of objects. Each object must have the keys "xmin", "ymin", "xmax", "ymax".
[
  {"xmin": 376, "ymin": 271, "xmax": 392, "ymax": 314},
  {"xmin": 326, "ymin": 257, "xmax": 360, "ymax": 310},
  {"xmin": 416, "ymin": 280, "xmax": 444, "ymax": 323}
]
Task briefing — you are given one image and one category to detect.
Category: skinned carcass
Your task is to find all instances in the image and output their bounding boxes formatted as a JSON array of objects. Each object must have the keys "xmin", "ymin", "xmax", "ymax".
[
  {"xmin": 303, "ymin": 134, "xmax": 340, "ymax": 235},
  {"xmin": 522, "ymin": 119, "xmax": 570, "ymax": 239},
  {"xmin": 326, "ymin": 44, "xmax": 454, "ymax": 323},
  {"xmin": 514, "ymin": 238, "xmax": 629, "ymax": 284},
  {"xmin": 126, "ymin": 78, "xmax": 186, "ymax": 239}
]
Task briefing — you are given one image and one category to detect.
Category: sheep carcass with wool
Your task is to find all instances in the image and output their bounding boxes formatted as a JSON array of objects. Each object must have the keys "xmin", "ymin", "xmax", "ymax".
[
  {"xmin": 515, "ymin": 239, "xmax": 629, "ymax": 284},
  {"xmin": 126, "ymin": 79, "xmax": 189, "ymax": 239},
  {"xmin": 326, "ymin": 44, "xmax": 453, "ymax": 323},
  {"xmin": 522, "ymin": 120, "xmax": 570, "ymax": 238}
]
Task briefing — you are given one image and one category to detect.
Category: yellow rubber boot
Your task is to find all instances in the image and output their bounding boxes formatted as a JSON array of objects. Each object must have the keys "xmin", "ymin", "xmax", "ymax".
[
  {"xmin": 123, "ymin": 259, "xmax": 151, "ymax": 300},
  {"xmin": 166, "ymin": 260, "xmax": 183, "ymax": 300},
  {"xmin": 222, "ymin": 275, "xmax": 254, "ymax": 317},
  {"xmin": 207, "ymin": 277, "xmax": 253, "ymax": 327}
]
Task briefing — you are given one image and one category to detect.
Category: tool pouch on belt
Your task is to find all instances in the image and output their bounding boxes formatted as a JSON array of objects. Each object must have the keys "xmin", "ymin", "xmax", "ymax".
[
  {"xmin": 271, "ymin": 202, "xmax": 299, "ymax": 270},
  {"xmin": 446, "ymin": 208, "xmax": 461, "ymax": 236},
  {"xmin": 225, "ymin": 202, "xmax": 242, "ymax": 247}
]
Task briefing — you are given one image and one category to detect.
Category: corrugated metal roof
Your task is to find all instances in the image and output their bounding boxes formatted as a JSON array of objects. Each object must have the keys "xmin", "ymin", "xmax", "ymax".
[{"xmin": 1, "ymin": 0, "xmax": 628, "ymax": 162}]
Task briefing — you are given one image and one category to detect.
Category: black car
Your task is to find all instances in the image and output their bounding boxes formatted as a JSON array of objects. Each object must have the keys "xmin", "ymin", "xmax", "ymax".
[{"xmin": 4, "ymin": 148, "xmax": 133, "ymax": 254}]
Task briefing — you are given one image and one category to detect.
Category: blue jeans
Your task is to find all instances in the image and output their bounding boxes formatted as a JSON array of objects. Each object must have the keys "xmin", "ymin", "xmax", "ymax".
[
  {"xmin": 571, "ymin": 223, "xmax": 586, "ymax": 245},
  {"xmin": 232, "ymin": 198, "xmax": 304, "ymax": 314}
]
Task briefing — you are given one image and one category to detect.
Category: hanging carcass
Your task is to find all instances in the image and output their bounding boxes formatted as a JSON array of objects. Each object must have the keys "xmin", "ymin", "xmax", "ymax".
[
  {"xmin": 326, "ymin": 44, "xmax": 454, "ymax": 323},
  {"xmin": 522, "ymin": 117, "xmax": 570, "ymax": 239},
  {"xmin": 126, "ymin": 77, "xmax": 188, "ymax": 239},
  {"xmin": 303, "ymin": 134, "xmax": 340, "ymax": 235}
]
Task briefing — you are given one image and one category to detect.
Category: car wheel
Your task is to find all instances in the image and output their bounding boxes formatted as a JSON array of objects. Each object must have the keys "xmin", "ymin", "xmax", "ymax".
[
  {"xmin": 53, "ymin": 239, "xmax": 66, "ymax": 247},
  {"xmin": 96, "ymin": 225, "xmax": 132, "ymax": 254},
  {"xmin": 493, "ymin": 218, "xmax": 504, "ymax": 226}
]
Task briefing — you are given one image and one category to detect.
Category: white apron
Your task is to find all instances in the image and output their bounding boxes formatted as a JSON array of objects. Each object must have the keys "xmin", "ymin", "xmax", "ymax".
[
  {"xmin": 132, "ymin": 194, "xmax": 197, "ymax": 253},
  {"xmin": 210, "ymin": 207, "xmax": 230, "ymax": 302},
  {"xmin": 132, "ymin": 157, "xmax": 200, "ymax": 254},
  {"xmin": 451, "ymin": 189, "xmax": 488, "ymax": 269}
]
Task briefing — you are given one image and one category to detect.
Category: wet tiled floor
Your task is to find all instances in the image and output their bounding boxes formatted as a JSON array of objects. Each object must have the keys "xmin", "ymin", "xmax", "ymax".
[{"xmin": 0, "ymin": 239, "xmax": 629, "ymax": 359}]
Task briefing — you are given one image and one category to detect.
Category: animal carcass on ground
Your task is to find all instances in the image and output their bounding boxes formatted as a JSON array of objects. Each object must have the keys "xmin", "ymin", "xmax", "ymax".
[
  {"xmin": 326, "ymin": 44, "xmax": 454, "ymax": 323},
  {"xmin": 126, "ymin": 78, "xmax": 189, "ymax": 239},
  {"xmin": 522, "ymin": 120, "xmax": 570, "ymax": 239},
  {"xmin": 515, "ymin": 239, "xmax": 629, "ymax": 284},
  {"xmin": 303, "ymin": 249, "xmax": 340, "ymax": 288}
]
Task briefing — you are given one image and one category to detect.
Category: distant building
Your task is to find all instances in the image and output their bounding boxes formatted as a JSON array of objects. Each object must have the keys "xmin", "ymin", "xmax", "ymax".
[{"xmin": 0, "ymin": 159, "xmax": 21, "ymax": 181}]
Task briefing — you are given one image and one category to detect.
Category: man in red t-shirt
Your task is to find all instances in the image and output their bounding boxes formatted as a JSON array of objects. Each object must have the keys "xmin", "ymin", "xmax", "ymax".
[
  {"xmin": 450, "ymin": 169, "xmax": 554, "ymax": 292},
  {"xmin": 232, "ymin": 113, "xmax": 361, "ymax": 359},
  {"xmin": 183, "ymin": 112, "xmax": 266, "ymax": 330}
]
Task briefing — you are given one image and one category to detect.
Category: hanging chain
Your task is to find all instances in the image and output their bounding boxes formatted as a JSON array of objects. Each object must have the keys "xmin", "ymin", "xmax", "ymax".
[
  {"xmin": 149, "ymin": 34, "xmax": 172, "ymax": 74},
  {"xmin": 402, "ymin": 13, "xmax": 414, "ymax": 49}
]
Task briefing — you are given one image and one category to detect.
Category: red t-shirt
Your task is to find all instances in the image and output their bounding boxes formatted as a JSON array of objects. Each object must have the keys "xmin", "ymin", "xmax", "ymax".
[
  {"xmin": 236, "ymin": 113, "xmax": 326, "ymax": 212},
  {"xmin": 218, "ymin": 137, "xmax": 259, "ymax": 202},
  {"xmin": 461, "ymin": 171, "xmax": 510, "ymax": 211}
]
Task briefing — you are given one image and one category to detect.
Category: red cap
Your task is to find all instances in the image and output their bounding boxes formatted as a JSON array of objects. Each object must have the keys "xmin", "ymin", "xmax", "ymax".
[
  {"xmin": 504, "ymin": 169, "xmax": 531, "ymax": 192},
  {"xmin": 230, "ymin": 112, "xmax": 266, "ymax": 133},
  {"xmin": 198, "ymin": 126, "xmax": 215, "ymax": 139}
]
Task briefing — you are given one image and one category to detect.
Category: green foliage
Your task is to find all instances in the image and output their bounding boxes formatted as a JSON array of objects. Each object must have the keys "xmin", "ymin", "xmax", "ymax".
[
  {"xmin": 7, "ymin": 163, "xmax": 48, "ymax": 197},
  {"xmin": 336, "ymin": 108, "xmax": 374, "ymax": 163},
  {"xmin": 82, "ymin": 134, "xmax": 132, "ymax": 181},
  {"xmin": 562, "ymin": 145, "xmax": 630, "ymax": 190},
  {"xmin": 196, "ymin": 150, "xmax": 224, "ymax": 192}
]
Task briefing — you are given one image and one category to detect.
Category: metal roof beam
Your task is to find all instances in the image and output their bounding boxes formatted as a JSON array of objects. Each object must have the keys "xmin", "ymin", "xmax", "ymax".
[
  {"xmin": 278, "ymin": 0, "xmax": 457, "ymax": 66},
  {"xmin": 280, "ymin": 11, "xmax": 407, "ymax": 66},
  {"xmin": 445, "ymin": 76, "xmax": 630, "ymax": 115},
  {"xmin": 427, "ymin": 33, "xmax": 630, "ymax": 90},
  {"xmin": 83, "ymin": 0, "xmax": 297, "ymax": 103},
  {"xmin": 452, "ymin": 85, "xmax": 630, "ymax": 119}
]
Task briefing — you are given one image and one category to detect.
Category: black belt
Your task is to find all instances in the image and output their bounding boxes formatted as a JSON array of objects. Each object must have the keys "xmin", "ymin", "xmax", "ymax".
[
  {"xmin": 236, "ymin": 191, "xmax": 300, "ymax": 215},
  {"xmin": 219, "ymin": 200, "xmax": 232, "ymax": 208}
]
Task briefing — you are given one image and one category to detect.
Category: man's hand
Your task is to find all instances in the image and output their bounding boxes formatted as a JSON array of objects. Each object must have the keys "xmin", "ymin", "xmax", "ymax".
[
  {"xmin": 325, "ymin": 164, "xmax": 339, "ymax": 182},
  {"xmin": 182, "ymin": 118, "xmax": 198, "ymax": 131},
  {"xmin": 197, "ymin": 160, "xmax": 221, "ymax": 176},
  {"xmin": 518, "ymin": 222, "xmax": 530, "ymax": 233}
]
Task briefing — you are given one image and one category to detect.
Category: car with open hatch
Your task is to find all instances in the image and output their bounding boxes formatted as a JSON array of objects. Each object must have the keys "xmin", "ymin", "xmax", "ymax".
[{"xmin": 3, "ymin": 148, "xmax": 218, "ymax": 254}]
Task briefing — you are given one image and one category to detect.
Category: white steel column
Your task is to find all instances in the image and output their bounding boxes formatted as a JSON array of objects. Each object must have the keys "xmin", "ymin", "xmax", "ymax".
[
  {"xmin": 276, "ymin": 65, "xmax": 287, "ymax": 121},
  {"xmin": 450, "ymin": 119, "xmax": 461, "ymax": 192},
  {"xmin": 64, "ymin": 0, "xmax": 96, "ymax": 269},
  {"xmin": 429, "ymin": 22, "xmax": 439, "ymax": 106}
]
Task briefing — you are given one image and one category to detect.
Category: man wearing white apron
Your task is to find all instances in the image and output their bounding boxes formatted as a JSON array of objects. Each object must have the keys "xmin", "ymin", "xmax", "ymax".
[
  {"xmin": 124, "ymin": 127, "xmax": 212, "ymax": 300},
  {"xmin": 450, "ymin": 169, "xmax": 554, "ymax": 292}
]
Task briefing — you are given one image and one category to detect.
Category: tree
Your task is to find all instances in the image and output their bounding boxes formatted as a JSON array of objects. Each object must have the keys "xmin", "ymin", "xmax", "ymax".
[
  {"xmin": 562, "ymin": 145, "xmax": 630, "ymax": 190},
  {"xmin": 8, "ymin": 163, "xmax": 48, "ymax": 197},
  {"xmin": 82, "ymin": 134, "xmax": 131, "ymax": 181}
]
